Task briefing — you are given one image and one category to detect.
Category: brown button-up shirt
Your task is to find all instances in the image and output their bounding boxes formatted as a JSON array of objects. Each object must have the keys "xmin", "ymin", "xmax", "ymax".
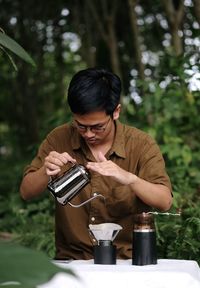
[{"xmin": 24, "ymin": 120, "xmax": 172, "ymax": 260}]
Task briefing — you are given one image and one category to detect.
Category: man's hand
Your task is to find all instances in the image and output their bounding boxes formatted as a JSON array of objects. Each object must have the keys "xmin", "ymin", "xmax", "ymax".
[
  {"xmin": 86, "ymin": 151, "xmax": 137, "ymax": 185},
  {"xmin": 44, "ymin": 151, "xmax": 76, "ymax": 176}
]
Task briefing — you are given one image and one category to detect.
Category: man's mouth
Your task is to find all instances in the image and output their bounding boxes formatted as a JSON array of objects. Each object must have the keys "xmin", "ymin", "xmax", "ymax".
[{"xmin": 85, "ymin": 137, "xmax": 97, "ymax": 143}]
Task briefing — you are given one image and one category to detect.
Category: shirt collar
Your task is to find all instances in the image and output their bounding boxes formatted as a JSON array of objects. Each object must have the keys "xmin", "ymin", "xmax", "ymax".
[
  {"xmin": 111, "ymin": 120, "xmax": 126, "ymax": 158},
  {"xmin": 70, "ymin": 120, "xmax": 126, "ymax": 158}
]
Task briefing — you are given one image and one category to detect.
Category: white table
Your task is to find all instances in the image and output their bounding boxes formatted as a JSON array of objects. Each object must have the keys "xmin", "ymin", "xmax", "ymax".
[{"xmin": 39, "ymin": 259, "xmax": 200, "ymax": 288}]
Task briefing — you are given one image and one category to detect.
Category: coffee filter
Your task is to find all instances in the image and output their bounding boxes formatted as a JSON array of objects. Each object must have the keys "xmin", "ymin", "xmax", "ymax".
[{"xmin": 89, "ymin": 223, "xmax": 122, "ymax": 241}]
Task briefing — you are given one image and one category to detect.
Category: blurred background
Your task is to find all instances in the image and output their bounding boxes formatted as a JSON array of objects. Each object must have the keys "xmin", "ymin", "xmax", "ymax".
[{"xmin": 0, "ymin": 0, "xmax": 200, "ymax": 262}]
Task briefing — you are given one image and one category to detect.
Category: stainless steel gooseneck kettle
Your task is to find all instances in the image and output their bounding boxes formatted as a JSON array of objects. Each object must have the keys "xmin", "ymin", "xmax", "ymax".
[{"xmin": 47, "ymin": 164, "xmax": 104, "ymax": 207}]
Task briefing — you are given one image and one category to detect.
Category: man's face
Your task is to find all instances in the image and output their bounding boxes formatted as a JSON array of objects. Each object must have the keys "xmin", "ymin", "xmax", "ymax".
[{"xmin": 73, "ymin": 110, "xmax": 118, "ymax": 146}]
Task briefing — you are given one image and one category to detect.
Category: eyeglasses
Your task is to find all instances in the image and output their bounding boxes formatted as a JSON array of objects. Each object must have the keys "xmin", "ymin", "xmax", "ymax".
[{"xmin": 74, "ymin": 118, "xmax": 111, "ymax": 133}]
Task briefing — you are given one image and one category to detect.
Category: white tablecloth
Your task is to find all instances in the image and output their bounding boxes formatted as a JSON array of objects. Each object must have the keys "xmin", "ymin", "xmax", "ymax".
[{"xmin": 39, "ymin": 259, "xmax": 200, "ymax": 288}]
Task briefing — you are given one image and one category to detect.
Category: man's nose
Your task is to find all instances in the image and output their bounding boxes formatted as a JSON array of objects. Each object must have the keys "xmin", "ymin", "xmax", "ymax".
[{"xmin": 84, "ymin": 128, "xmax": 95, "ymax": 137}]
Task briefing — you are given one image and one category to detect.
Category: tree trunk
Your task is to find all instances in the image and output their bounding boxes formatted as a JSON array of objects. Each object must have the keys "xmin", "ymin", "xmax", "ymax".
[
  {"xmin": 16, "ymin": 4, "xmax": 39, "ymax": 146},
  {"xmin": 83, "ymin": 6, "xmax": 97, "ymax": 67},
  {"xmin": 193, "ymin": 0, "xmax": 200, "ymax": 25},
  {"xmin": 128, "ymin": 0, "xmax": 145, "ymax": 81},
  {"xmin": 106, "ymin": 15, "xmax": 121, "ymax": 78},
  {"xmin": 162, "ymin": 0, "xmax": 185, "ymax": 56},
  {"xmin": 86, "ymin": 0, "xmax": 122, "ymax": 78},
  {"xmin": 16, "ymin": 65, "xmax": 39, "ymax": 146},
  {"xmin": 71, "ymin": 0, "xmax": 97, "ymax": 67}
]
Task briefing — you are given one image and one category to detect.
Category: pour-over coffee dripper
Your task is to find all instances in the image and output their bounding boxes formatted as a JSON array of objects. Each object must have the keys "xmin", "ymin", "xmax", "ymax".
[{"xmin": 89, "ymin": 223, "xmax": 122, "ymax": 264}]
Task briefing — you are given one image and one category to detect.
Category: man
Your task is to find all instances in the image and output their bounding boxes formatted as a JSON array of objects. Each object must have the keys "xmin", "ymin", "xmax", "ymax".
[{"xmin": 20, "ymin": 68, "xmax": 172, "ymax": 260}]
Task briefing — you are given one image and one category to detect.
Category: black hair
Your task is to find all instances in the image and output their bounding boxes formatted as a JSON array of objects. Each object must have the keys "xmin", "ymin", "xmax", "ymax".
[{"xmin": 67, "ymin": 68, "xmax": 121, "ymax": 115}]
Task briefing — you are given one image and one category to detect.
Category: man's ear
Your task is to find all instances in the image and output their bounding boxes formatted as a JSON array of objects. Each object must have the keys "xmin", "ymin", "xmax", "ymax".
[{"xmin": 113, "ymin": 104, "xmax": 121, "ymax": 120}]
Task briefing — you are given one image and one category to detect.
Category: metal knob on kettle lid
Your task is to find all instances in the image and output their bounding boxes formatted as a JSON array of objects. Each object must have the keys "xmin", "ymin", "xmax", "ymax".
[{"xmin": 47, "ymin": 164, "xmax": 104, "ymax": 207}]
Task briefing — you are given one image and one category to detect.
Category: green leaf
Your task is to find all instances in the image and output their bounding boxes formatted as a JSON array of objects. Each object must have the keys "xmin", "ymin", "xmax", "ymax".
[
  {"xmin": 0, "ymin": 241, "xmax": 75, "ymax": 288},
  {"xmin": 0, "ymin": 32, "xmax": 36, "ymax": 67}
]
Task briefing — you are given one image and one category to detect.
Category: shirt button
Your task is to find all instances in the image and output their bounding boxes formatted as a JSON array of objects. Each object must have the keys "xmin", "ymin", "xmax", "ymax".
[{"xmin": 91, "ymin": 217, "xmax": 95, "ymax": 222}]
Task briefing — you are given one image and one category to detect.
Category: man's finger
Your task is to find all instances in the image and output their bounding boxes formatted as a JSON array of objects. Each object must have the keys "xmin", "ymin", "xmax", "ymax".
[{"xmin": 97, "ymin": 151, "xmax": 107, "ymax": 162}]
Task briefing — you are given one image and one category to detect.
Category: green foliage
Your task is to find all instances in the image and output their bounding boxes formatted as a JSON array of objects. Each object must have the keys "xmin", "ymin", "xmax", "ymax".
[
  {"xmin": 0, "ymin": 156, "xmax": 56, "ymax": 258},
  {"xmin": 1, "ymin": 52, "xmax": 200, "ymax": 265},
  {"xmin": 0, "ymin": 0, "xmax": 199, "ymax": 266},
  {"xmin": 0, "ymin": 241, "xmax": 75, "ymax": 288},
  {"xmin": 156, "ymin": 212, "xmax": 200, "ymax": 263},
  {"xmin": 0, "ymin": 30, "xmax": 36, "ymax": 69},
  {"xmin": 123, "ymin": 52, "xmax": 200, "ymax": 263}
]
